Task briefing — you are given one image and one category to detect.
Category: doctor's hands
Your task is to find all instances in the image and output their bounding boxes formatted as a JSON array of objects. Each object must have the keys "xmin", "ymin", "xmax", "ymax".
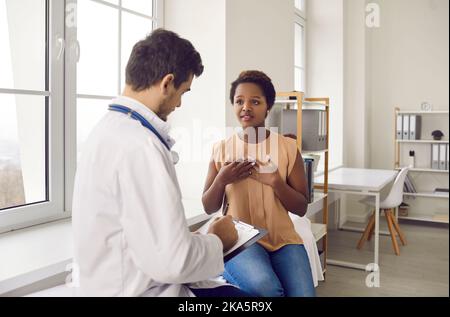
[
  {"xmin": 216, "ymin": 160, "xmax": 256, "ymax": 186},
  {"xmin": 207, "ymin": 215, "xmax": 238, "ymax": 252}
]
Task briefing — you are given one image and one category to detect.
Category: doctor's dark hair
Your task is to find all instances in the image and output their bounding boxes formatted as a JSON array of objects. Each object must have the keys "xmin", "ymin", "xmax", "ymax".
[
  {"xmin": 229, "ymin": 70, "xmax": 276, "ymax": 110},
  {"xmin": 125, "ymin": 28, "xmax": 204, "ymax": 91}
]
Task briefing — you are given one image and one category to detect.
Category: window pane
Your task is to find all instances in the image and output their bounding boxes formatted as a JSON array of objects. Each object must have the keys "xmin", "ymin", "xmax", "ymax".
[
  {"xmin": 295, "ymin": 23, "xmax": 304, "ymax": 68},
  {"xmin": 77, "ymin": 98, "xmax": 109, "ymax": 161},
  {"xmin": 122, "ymin": 0, "xmax": 153, "ymax": 16},
  {"xmin": 0, "ymin": 0, "xmax": 46, "ymax": 91},
  {"xmin": 77, "ymin": 0, "xmax": 118, "ymax": 96},
  {"xmin": 121, "ymin": 12, "xmax": 153, "ymax": 90},
  {"xmin": 0, "ymin": 94, "xmax": 47, "ymax": 210}
]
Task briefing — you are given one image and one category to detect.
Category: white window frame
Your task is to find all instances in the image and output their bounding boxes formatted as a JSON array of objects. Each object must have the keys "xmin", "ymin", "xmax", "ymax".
[
  {"xmin": 0, "ymin": 0, "xmax": 65, "ymax": 234},
  {"xmin": 295, "ymin": 0, "xmax": 306, "ymax": 20},
  {"xmin": 0, "ymin": 0, "xmax": 164, "ymax": 234},
  {"xmin": 295, "ymin": 4, "xmax": 307, "ymax": 93}
]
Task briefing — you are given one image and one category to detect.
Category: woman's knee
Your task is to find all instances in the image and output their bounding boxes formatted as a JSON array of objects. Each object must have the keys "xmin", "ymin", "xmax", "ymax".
[
  {"xmin": 255, "ymin": 278, "xmax": 285, "ymax": 297},
  {"xmin": 229, "ymin": 274, "xmax": 285, "ymax": 297}
]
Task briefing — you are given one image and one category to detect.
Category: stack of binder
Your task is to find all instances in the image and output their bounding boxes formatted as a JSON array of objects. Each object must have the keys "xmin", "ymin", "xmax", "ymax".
[
  {"xmin": 396, "ymin": 115, "xmax": 422, "ymax": 140},
  {"xmin": 431, "ymin": 144, "xmax": 449, "ymax": 170},
  {"xmin": 281, "ymin": 109, "xmax": 327, "ymax": 151}
]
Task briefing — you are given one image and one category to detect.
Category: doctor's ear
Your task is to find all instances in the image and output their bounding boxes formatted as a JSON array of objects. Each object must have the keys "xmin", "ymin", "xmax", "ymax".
[{"xmin": 160, "ymin": 74, "xmax": 175, "ymax": 94}]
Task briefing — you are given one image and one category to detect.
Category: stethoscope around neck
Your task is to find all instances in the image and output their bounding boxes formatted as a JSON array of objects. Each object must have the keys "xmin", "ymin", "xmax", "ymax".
[{"xmin": 108, "ymin": 104, "xmax": 179, "ymax": 164}]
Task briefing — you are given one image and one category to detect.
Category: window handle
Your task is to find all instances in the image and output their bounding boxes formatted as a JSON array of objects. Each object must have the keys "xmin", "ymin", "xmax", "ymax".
[
  {"xmin": 57, "ymin": 38, "xmax": 65, "ymax": 61},
  {"xmin": 75, "ymin": 40, "xmax": 81, "ymax": 63}
]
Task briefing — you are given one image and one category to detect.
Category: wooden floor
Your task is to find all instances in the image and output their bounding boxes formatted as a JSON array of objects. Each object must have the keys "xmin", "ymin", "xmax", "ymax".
[{"xmin": 316, "ymin": 220, "xmax": 449, "ymax": 297}]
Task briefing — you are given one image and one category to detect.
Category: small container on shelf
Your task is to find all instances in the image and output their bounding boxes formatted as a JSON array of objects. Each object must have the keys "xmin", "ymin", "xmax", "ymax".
[
  {"xmin": 399, "ymin": 202, "xmax": 410, "ymax": 217},
  {"xmin": 408, "ymin": 151, "xmax": 415, "ymax": 168}
]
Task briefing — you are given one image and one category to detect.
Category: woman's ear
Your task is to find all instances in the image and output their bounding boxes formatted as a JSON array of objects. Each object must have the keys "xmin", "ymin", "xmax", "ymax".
[{"xmin": 160, "ymin": 74, "xmax": 175, "ymax": 95}]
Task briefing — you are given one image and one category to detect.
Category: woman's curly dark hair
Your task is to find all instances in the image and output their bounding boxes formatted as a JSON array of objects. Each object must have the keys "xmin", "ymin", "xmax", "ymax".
[{"xmin": 229, "ymin": 70, "xmax": 276, "ymax": 110}]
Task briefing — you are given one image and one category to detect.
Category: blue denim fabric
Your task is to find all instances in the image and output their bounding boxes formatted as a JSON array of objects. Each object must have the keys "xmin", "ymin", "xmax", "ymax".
[{"xmin": 223, "ymin": 243, "xmax": 316, "ymax": 297}]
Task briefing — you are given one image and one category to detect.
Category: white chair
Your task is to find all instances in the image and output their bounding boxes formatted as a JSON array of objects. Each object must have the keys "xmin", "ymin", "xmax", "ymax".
[{"xmin": 357, "ymin": 168, "xmax": 409, "ymax": 255}]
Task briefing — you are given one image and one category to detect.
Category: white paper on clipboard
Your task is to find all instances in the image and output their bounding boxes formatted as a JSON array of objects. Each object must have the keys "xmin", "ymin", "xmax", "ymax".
[{"xmin": 196, "ymin": 216, "xmax": 260, "ymax": 257}]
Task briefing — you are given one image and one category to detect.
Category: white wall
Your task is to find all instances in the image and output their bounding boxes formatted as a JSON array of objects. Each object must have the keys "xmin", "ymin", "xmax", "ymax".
[
  {"xmin": 343, "ymin": 0, "xmax": 370, "ymax": 169},
  {"xmin": 344, "ymin": 0, "xmax": 449, "ymax": 222},
  {"xmin": 165, "ymin": 0, "xmax": 227, "ymax": 218},
  {"xmin": 368, "ymin": 0, "xmax": 449, "ymax": 169},
  {"xmin": 165, "ymin": 0, "xmax": 296, "ymax": 218},
  {"xmin": 306, "ymin": 0, "xmax": 344, "ymax": 171},
  {"xmin": 225, "ymin": 0, "xmax": 295, "ymax": 127}
]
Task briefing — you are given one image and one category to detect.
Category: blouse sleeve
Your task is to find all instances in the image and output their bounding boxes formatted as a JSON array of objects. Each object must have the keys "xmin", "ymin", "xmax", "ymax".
[
  {"xmin": 285, "ymin": 136, "xmax": 300, "ymax": 177},
  {"xmin": 211, "ymin": 140, "xmax": 225, "ymax": 172}
]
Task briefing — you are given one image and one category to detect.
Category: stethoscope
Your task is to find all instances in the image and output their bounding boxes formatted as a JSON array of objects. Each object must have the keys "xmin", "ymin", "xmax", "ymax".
[{"xmin": 109, "ymin": 104, "xmax": 179, "ymax": 164}]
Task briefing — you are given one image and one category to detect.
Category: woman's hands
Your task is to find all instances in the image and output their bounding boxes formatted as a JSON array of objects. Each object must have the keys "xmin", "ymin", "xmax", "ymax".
[
  {"xmin": 216, "ymin": 160, "xmax": 256, "ymax": 186},
  {"xmin": 216, "ymin": 157, "xmax": 283, "ymax": 188},
  {"xmin": 249, "ymin": 158, "xmax": 283, "ymax": 188}
]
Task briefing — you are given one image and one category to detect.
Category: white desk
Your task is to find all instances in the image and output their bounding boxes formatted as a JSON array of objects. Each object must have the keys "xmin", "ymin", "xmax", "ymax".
[{"xmin": 315, "ymin": 168, "xmax": 398, "ymax": 271}]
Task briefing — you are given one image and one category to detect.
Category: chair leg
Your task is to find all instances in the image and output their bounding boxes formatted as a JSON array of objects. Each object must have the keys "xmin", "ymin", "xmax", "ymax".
[
  {"xmin": 357, "ymin": 211, "xmax": 375, "ymax": 250},
  {"xmin": 388, "ymin": 210, "xmax": 407, "ymax": 245},
  {"xmin": 385, "ymin": 209, "xmax": 400, "ymax": 256}
]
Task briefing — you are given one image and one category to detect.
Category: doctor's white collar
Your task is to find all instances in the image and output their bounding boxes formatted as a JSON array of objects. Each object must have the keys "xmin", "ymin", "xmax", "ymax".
[{"xmin": 111, "ymin": 95, "xmax": 176, "ymax": 149}]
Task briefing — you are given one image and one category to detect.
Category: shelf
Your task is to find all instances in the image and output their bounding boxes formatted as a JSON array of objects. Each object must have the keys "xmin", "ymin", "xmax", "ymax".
[
  {"xmin": 306, "ymin": 193, "xmax": 328, "ymax": 217},
  {"xmin": 403, "ymin": 192, "xmax": 449, "ymax": 199},
  {"xmin": 303, "ymin": 101, "xmax": 328, "ymax": 108},
  {"xmin": 395, "ymin": 167, "xmax": 449, "ymax": 173},
  {"xmin": 274, "ymin": 99, "xmax": 298, "ymax": 104},
  {"xmin": 396, "ymin": 110, "xmax": 449, "ymax": 115},
  {"xmin": 311, "ymin": 223, "xmax": 327, "ymax": 242},
  {"xmin": 303, "ymin": 149, "xmax": 329, "ymax": 155},
  {"xmin": 396, "ymin": 139, "xmax": 449, "ymax": 144},
  {"xmin": 273, "ymin": 101, "xmax": 328, "ymax": 111},
  {"xmin": 398, "ymin": 213, "xmax": 449, "ymax": 224},
  {"xmin": 277, "ymin": 92, "xmax": 329, "ymax": 278}
]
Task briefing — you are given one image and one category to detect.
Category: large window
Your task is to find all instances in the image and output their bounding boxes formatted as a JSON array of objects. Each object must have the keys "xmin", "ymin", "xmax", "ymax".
[
  {"xmin": 294, "ymin": 0, "xmax": 306, "ymax": 93},
  {"xmin": 0, "ymin": 0, "xmax": 162, "ymax": 233},
  {"xmin": 73, "ymin": 0, "xmax": 160, "ymax": 158}
]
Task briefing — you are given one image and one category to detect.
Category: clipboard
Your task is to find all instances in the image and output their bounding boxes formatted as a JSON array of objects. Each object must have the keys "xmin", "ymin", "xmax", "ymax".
[
  {"xmin": 219, "ymin": 195, "xmax": 267, "ymax": 261},
  {"xmin": 195, "ymin": 215, "xmax": 268, "ymax": 262},
  {"xmin": 223, "ymin": 224, "xmax": 267, "ymax": 262}
]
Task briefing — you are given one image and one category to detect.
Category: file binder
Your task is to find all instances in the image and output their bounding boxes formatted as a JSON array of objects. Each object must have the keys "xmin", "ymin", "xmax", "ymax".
[
  {"xmin": 396, "ymin": 115, "xmax": 403, "ymax": 140},
  {"xmin": 304, "ymin": 158, "xmax": 314, "ymax": 203},
  {"xmin": 439, "ymin": 144, "xmax": 447, "ymax": 170},
  {"xmin": 431, "ymin": 144, "xmax": 440, "ymax": 169},
  {"xmin": 447, "ymin": 144, "xmax": 449, "ymax": 171},
  {"xmin": 403, "ymin": 115, "xmax": 410, "ymax": 140},
  {"xmin": 409, "ymin": 115, "xmax": 422, "ymax": 140}
]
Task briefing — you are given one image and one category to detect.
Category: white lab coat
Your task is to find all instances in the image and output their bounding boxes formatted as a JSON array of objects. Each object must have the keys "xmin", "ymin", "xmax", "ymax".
[{"xmin": 72, "ymin": 96, "xmax": 225, "ymax": 297}]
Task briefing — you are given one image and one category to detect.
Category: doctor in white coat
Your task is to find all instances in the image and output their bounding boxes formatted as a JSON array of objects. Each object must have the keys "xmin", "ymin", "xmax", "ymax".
[{"xmin": 72, "ymin": 29, "xmax": 249, "ymax": 297}]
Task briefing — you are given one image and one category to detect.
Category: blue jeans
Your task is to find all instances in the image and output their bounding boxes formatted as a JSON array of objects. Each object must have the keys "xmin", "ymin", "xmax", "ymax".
[
  {"xmin": 223, "ymin": 243, "xmax": 316, "ymax": 297},
  {"xmin": 189, "ymin": 286, "xmax": 252, "ymax": 297}
]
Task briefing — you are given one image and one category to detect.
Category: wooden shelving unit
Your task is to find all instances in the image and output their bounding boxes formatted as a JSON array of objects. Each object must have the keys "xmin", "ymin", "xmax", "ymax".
[
  {"xmin": 394, "ymin": 108, "xmax": 449, "ymax": 224},
  {"xmin": 274, "ymin": 92, "xmax": 330, "ymax": 278}
]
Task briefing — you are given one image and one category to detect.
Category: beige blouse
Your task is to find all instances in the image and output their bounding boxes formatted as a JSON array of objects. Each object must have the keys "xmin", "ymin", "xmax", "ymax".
[{"xmin": 212, "ymin": 132, "xmax": 303, "ymax": 252}]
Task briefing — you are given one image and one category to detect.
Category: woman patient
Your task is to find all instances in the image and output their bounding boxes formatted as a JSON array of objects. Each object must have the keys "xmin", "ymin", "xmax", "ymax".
[{"xmin": 202, "ymin": 70, "xmax": 315, "ymax": 297}]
